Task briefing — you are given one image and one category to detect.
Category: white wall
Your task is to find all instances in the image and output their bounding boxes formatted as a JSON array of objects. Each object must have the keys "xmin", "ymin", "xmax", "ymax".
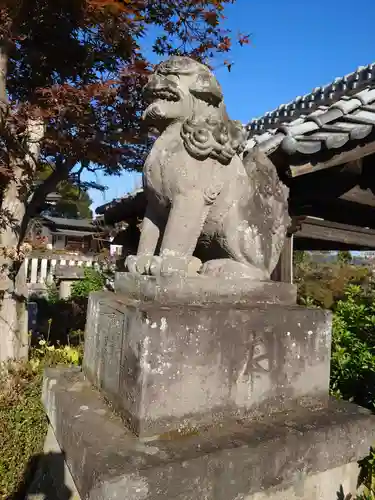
[
  {"xmin": 110, "ymin": 244, "xmax": 123, "ymax": 256},
  {"xmin": 52, "ymin": 233, "xmax": 66, "ymax": 250}
]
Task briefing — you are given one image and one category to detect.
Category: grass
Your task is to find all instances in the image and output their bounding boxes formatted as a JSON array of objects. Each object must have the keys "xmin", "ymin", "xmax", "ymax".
[
  {"xmin": 0, "ymin": 362, "xmax": 47, "ymax": 499},
  {"xmin": 0, "ymin": 339, "xmax": 83, "ymax": 499}
]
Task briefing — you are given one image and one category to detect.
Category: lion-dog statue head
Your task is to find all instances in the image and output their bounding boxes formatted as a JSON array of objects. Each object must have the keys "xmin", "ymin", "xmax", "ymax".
[{"xmin": 143, "ymin": 56, "xmax": 246, "ymax": 165}]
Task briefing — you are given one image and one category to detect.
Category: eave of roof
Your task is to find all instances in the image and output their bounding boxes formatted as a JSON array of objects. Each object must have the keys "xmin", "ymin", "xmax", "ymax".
[
  {"xmin": 95, "ymin": 189, "xmax": 144, "ymax": 215},
  {"xmin": 54, "ymin": 229, "xmax": 94, "ymax": 237},
  {"xmin": 245, "ymin": 63, "xmax": 375, "ymax": 163},
  {"xmin": 95, "ymin": 189, "xmax": 146, "ymax": 226},
  {"xmin": 41, "ymin": 215, "xmax": 95, "ymax": 230},
  {"xmin": 248, "ymin": 63, "xmax": 375, "ymax": 135}
]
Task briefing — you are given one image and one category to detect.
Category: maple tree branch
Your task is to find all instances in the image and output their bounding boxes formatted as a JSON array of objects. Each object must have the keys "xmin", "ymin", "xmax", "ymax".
[
  {"xmin": 0, "ymin": 41, "xmax": 8, "ymax": 106},
  {"xmin": 70, "ymin": 160, "xmax": 89, "ymax": 194},
  {"xmin": 27, "ymin": 159, "xmax": 73, "ymax": 215},
  {"xmin": 19, "ymin": 158, "xmax": 75, "ymax": 243}
]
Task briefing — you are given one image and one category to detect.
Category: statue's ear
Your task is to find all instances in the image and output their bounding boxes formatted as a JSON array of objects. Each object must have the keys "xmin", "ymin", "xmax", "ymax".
[{"xmin": 189, "ymin": 71, "xmax": 223, "ymax": 107}]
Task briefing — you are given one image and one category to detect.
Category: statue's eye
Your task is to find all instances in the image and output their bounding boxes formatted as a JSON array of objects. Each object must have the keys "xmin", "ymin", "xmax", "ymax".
[{"xmin": 166, "ymin": 74, "xmax": 179, "ymax": 83}]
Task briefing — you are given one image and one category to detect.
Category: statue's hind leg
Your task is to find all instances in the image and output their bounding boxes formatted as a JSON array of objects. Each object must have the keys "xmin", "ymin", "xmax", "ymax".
[
  {"xmin": 200, "ymin": 210, "xmax": 269, "ymax": 280},
  {"xmin": 201, "ymin": 258, "xmax": 268, "ymax": 279}
]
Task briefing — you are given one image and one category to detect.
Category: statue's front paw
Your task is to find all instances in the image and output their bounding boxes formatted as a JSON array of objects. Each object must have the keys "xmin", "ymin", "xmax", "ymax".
[
  {"xmin": 149, "ymin": 256, "xmax": 162, "ymax": 276},
  {"xmin": 125, "ymin": 254, "xmax": 153, "ymax": 275},
  {"xmin": 149, "ymin": 255, "xmax": 202, "ymax": 277}
]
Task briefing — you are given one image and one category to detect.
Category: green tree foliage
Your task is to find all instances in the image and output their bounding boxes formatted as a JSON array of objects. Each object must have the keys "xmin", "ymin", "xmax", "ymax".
[
  {"xmin": 337, "ymin": 250, "xmax": 352, "ymax": 265},
  {"xmin": 294, "ymin": 257, "xmax": 369, "ymax": 309},
  {"xmin": 294, "ymin": 258, "xmax": 375, "ymax": 410},
  {"xmin": 49, "ymin": 185, "xmax": 93, "ymax": 219},
  {"xmin": 37, "ymin": 164, "xmax": 93, "ymax": 218},
  {"xmin": 293, "ymin": 250, "xmax": 309, "ymax": 265}
]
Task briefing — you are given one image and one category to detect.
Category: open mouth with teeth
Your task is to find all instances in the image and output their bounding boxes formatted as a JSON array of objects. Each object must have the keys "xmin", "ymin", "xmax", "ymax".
[{"xmin": 144, "ymin": 86, "xmax": 181, "ymax": 103}]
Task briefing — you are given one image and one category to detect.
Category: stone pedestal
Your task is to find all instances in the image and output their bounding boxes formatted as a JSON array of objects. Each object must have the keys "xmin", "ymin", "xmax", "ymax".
[
  {"xmin": 43, "ymin": 368, "xmax": 374, "ymax": 500},
  {"xmin": 83, "ymin": 288, "xmax": 331, "ymax": 437},
  {"xmin": 40, "ymin": 275, "xmax": 375, "ymax": 499}
]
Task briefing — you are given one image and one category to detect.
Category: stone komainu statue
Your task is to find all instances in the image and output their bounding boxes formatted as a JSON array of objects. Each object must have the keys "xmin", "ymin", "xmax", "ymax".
[{"xmin": 126, "ymin": 56, "xmax": 290, "ymax": 280}]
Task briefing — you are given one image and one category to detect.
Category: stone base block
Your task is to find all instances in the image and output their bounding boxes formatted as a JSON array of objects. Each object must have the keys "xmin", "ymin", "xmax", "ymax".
[
  {"xmin": 114, "ymin": 273, "xmax": 297, "ymax": 305},
  {"xmin": 42, "ymin": 367, "xmax": 375, "ymax": 500},
  {"xmin": 83, "ymin": 289, "xmax": 331, "ymax": 437}
]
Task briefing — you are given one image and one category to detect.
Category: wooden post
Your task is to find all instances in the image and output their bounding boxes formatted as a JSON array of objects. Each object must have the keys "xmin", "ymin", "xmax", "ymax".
[
  {"xmin": 272, "ymin": 235, "xmax": 293, "ymax": 283},
  {"xmin": 39, "ymin": 258, "xmax": 48, "ymax": 284},
  {"xmin": 30, "ymin": 258, "xmax": 38, "ymax": 284}
]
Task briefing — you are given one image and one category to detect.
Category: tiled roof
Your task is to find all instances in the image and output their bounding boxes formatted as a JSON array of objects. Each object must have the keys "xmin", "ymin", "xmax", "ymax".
[
  {"xmin": 95, "ymin": 189, "xmax": 144, "ymax": 215},
  {"xmin": 95, "ymin": 189, "xmax": 146, "ymax": 226},
  {"xmin": 42, "ymin": 215, "xmax": 95, "ymax": 230},
  {"xmin": 246, "ymin": 63, "xmax": 375, "ymax": 157}
]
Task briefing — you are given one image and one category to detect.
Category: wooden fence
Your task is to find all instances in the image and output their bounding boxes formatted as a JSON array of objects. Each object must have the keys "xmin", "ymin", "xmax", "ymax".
[{"xmin": 25, "ymin": 255, "xmax": 99, "ymax": 284}]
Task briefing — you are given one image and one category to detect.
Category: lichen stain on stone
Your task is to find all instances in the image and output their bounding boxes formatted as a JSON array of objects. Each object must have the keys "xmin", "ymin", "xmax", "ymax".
[
  {"xmin": 157, "ymin": 425, "xmax": 202, "ymax": 441},
  {"xmin": 134, "ymin": 441, "xmax": 161, "ymax": 456},
  {"xmin": 48, "ymin": 378, "xmax": 57, "ymax": 389},
  {"xmin": 92, "ymin": 473, "xmax": 149, "ymax": 500},
  {"xmin": 94, "ymin": 408, "xmax": 107, "ymax": 416},
  {"xmin": 67, "ymin": 381, "xmax": 84, "ymax": 392}
]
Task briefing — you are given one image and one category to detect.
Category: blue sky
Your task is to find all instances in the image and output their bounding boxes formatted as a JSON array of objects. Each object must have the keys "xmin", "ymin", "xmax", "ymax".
[{"xmin": 88, "ymin": 0, "xmax": 375, "ymax": 212}]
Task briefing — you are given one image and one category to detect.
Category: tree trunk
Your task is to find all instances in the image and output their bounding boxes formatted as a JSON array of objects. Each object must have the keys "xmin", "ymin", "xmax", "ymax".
[
  {"xmin": 0, "ymin": 262, "xmax": 28, "ymax": 361},
  {"xmin": 0, "ymin": 118, "xmax": 45, "ymax": 362},
  {"xmin": 0, "ymin": 41, "xmax": 46, "ymax": 361},
  {"xmin": 0, "ymin": 164, "xmax": 30, "ymax": 361}
]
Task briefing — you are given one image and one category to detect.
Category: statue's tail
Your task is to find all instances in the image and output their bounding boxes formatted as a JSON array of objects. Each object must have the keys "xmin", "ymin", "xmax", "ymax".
[{"xmin": 242, "ymin": 148, "xmax": 290, "ymax": 276}]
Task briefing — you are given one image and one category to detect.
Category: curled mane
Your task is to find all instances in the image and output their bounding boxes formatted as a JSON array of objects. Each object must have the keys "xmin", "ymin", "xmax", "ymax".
[{"xmin": 181, "ymin": 112, "xmax": 246, "ymax": 165}]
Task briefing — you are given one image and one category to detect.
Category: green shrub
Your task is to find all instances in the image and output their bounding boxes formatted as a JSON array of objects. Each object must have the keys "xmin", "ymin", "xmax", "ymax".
[
  {"xmin": 70, "ymin": 267, "xmax": 105, "ymax": 299},
  {"xmin": 330, "ymin": 285, "xmax": 375, "ymax": 410},
  {"xmin": 327, "ymin": 283, "xmax": 375, "ymax": 498},
  {"xmin": 31, "ymin": 337, "xmax": 83, "ymax": 369},
  {"xmin": 357, "ymin": 447, "xmax": 375, "ymax": 499}
]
